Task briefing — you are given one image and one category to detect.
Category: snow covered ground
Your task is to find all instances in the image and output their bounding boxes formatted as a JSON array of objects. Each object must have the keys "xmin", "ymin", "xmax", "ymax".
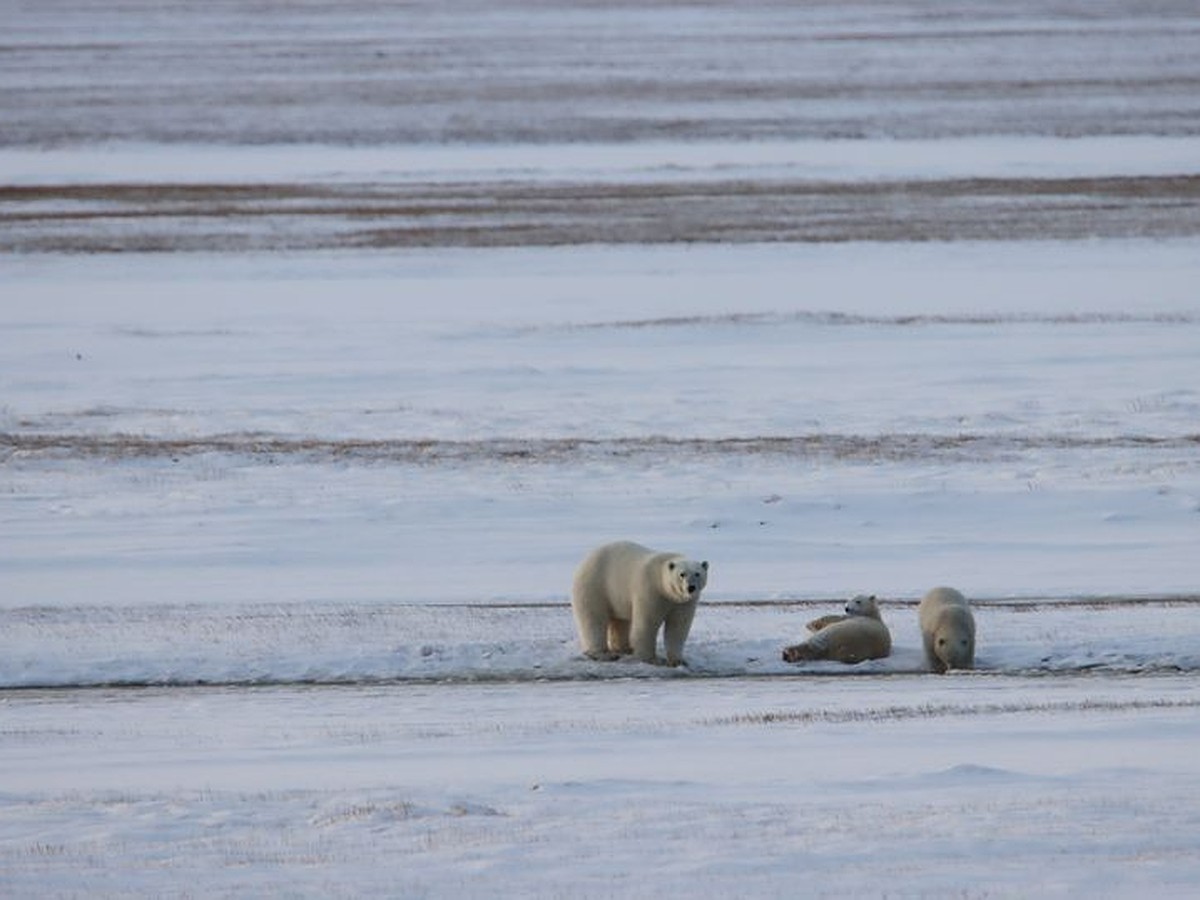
[
  {"xmin": 3, "ymin": 1, "xmax": 1200, "ymax": 896},
  {"xmin": 4, "ymin": 0, "xmax": 1199, "ymax": 146},
  {"xmin": 3, "ymin": 674, "xmax": 1200, "ymax": 898},
  {"xmin": 5, "ymin": 240, "xmax": 1199, "ymax": 611}
]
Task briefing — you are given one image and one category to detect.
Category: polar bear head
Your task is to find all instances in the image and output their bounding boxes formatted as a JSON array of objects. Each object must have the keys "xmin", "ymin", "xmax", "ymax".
[
  {"xmin": 663, "ymin": 557, "xmax": 709, "ymax": 604},
  {"xmin": 844, "ymin": 594, "xmax": 881, "ymax": 619},
  {"xmin": 933, "ymin": 622, "xmax": 975, "ymax": 671}
]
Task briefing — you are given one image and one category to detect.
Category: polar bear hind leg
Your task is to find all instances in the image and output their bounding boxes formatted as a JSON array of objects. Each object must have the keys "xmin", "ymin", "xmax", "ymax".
[
  {"xmin": 572, "ymin": 589, "xmax": 619, "ymax": 660},
  {"xmin": 782, "ymin": 641, "xmax": 820, "ymax": 662},
  {"xmin": 782, "ymin": 626, "xmax": 829, "ymax": 661},
  {"xmin": 607, "ymin": 618, "xmax": 633, "ymax": 655}
]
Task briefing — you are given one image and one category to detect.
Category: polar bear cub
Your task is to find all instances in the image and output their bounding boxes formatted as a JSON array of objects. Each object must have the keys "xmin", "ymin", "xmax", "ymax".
[
  {"xmin": 571, "ymin": 540, "xmax": 708, "ymax": 667},
  {"xmin": 918, "ymin": 586, "xmax": 976, "ymax": 673},
  {"xmin": 783, "ymin": 595, "xmax": 891, "ymax": 664},
  {"xmin": 805, "ymin": 593, "xmax": 880, "ymax": 632}
]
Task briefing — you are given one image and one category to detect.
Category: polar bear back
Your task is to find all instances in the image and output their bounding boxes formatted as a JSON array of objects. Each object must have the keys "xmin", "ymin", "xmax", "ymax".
[
  {"xmin": 784, "ymin": 614, "xmax": 892, "ymax": 664},
  {"xmin": 811, "ymin": 616, "xmax": 892, "ymax": 663},
  {"xmin": 573, "ymin": 541, "xmax": 678, "ymax": 618}
]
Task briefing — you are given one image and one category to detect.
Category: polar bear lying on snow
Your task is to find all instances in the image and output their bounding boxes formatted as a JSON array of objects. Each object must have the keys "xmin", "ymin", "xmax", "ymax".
[
  {"xmin": 571, "ymin": 540, "xmax": 708, "ymax": 667},
  {"xmin": 782, "ymin": 594, "xmax": 892, "ymax": 664},
  {"xmin": 804, "ymin": 593, "xmax": 881, "ymax": 633}
]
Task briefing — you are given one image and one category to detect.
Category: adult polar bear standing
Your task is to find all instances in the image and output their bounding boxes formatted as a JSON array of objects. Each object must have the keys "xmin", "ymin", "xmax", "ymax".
[
  {"xmin": 571, "ymin": 541, "xmax": 708, "ymax": 666},
  {"xmin": 918, "ymin": 586, "xmax": 976, "ymax": 673}
]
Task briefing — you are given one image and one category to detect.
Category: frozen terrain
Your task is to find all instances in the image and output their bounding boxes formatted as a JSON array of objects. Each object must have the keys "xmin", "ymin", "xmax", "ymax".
[
  {"xmin": 4, "ymin": 0, "xmax": 1200, "ymax": 146},
  {"xmin": 3, "ymin": 1, "xmax": 1200, "ymax": 897}
]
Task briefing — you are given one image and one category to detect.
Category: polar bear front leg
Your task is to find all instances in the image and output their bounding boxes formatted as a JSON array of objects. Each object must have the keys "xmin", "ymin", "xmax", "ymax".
[{"xmin": 662, "ymin": 604, "xmax": 696, "ymax": 667}]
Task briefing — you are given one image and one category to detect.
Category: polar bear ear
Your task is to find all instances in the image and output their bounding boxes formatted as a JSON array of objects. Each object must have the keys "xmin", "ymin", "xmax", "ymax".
[
  {"xmin": 701, "ymin": 561, "xmax": 709, "ymax": 570},
  {"xmin": 668, "ymin": 561, "xmax": 676, "ymax": 571}
]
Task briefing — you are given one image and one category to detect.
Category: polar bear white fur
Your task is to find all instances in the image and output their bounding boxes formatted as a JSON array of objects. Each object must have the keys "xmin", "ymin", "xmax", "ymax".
[
  {"xmin": 918, "ymin": 586, "xmax": 976, "ymax": 673},
  {"xmin": 805, "ymin": 593, "xmax": 881, "ymax": 632},
  {"xmin": 571, "ymin": 540, "xmax": 708, "ymax": 666},
  {"xmin": 783, "ymin": 594, "xmax": 891, "ymax": 664}
]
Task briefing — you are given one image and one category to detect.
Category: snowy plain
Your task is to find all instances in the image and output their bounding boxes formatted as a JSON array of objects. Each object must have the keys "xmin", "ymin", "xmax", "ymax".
[{"xmin": 4, "ymin": 1, "xmax": 1200, "ymax": 897}]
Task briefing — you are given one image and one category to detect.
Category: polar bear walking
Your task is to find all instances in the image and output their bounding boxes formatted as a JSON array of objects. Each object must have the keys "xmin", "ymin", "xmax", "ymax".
[
  {"xmin": 918, "ymin": 586, "xmax": 976, "ymax": 673},
  {"xmin": 571, "ymin": 541, "xmax": 708, "ymax": 667},
  {"xmin": 782, "ymin": 595, "xmax": 891, "ymax": 664}
]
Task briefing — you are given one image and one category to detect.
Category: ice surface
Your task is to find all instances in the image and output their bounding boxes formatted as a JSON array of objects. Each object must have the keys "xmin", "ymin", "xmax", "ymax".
[
  {"xmin": 5, "ymin": 238, "xmax": 1199, "ymax": 898},
  {"xmin": 3, "ymin": 1, "xmax": 1200, "ymax": 896},
  {"xmin": 4, "ymin": 242, "xmax": 1199, "ymax": 611},
  {"xmin": 7, "ymin": 136, "xmax": 1200, "ymax": 186}
]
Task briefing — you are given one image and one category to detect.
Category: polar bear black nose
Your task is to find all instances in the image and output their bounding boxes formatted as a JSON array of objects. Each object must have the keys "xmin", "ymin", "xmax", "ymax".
[{"xmin": 688, "ymin": 584, "xmax": 697, "ymax": 594}]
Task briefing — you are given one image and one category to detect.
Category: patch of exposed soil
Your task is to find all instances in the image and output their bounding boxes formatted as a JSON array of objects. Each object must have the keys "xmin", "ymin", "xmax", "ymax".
[{"xmin": 5, "ymin": 175, "xmax": 1200, "ymax": 252}]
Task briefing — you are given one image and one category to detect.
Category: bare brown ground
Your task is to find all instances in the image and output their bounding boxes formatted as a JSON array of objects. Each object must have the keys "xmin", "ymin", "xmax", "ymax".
[
  {"xmin": 4, "ymin": 432, "xmax": 1198, "ymax": 465},
  {"xmin": 6, "ymin": 1, "xmax": 1199, "ymax": 252},
  {"xmin": 4, "ymin": 175, "xmax": 1200, "ymax": 252}
]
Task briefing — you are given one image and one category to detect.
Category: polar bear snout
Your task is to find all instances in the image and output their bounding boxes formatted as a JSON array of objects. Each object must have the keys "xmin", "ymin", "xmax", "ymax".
[
  {"xmin": 842, "ymin": 594, "xmax": 880, "ymax": 619},
  {"xmin": 675, "ymin": 575, "xmax": 702, "ymax": 602},
  {"xmin": 668, "ymin": 559, "xmax": 708, "ymax": 603},
  {"xmin": 937, "ymin": 634, "xmax": 974, "ymax": 669}
]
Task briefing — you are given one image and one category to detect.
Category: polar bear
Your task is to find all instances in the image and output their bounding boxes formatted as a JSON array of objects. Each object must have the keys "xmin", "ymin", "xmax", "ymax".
[
  {"xmin": 805, "ymin": 593, "xmax": 881, "ymax": 632},
  {"xmin": 783, "ymin": 594, "xmax": 891, "ymax": 664},
  {"xmin": 918, "ymin": 586, "xmax": 976, "ymax": 673},
  {"xmin": 571, "ymin": 540, "xmax": 708, "ymax": 666}
]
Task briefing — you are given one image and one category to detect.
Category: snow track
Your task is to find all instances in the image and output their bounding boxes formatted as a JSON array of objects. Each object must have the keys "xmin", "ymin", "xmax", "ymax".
[{"xmin": 4, "ymin": 598, "xmax": 1199, "ymax": 689}]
